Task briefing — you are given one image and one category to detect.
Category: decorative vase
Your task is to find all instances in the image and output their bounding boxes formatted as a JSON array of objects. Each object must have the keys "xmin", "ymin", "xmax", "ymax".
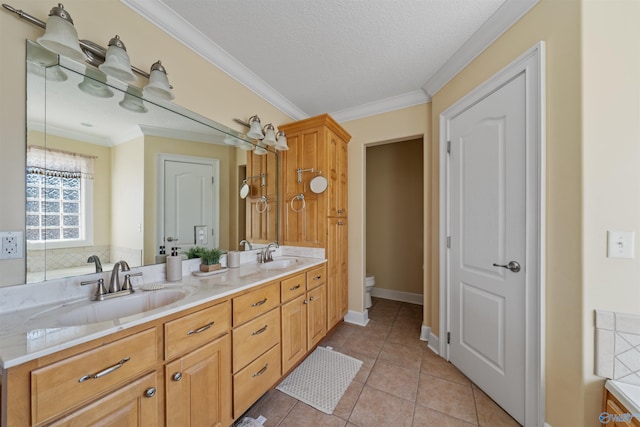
[{"xmin": 200, "ymin": 263, "xmax": 221, "ymax": 272}]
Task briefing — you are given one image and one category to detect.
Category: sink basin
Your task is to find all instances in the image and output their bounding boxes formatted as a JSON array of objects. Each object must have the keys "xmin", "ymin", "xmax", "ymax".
[
  {"xmin": 258, "ymin": 257, "xmax": 300, "ymax": 270},
  {"xmin": 29, "ymin": 288, "xmax": 191, "ymax": 326}
]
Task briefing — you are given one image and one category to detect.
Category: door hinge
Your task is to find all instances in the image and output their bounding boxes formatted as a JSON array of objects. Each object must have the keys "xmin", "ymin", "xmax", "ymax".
[
  {"xmin": 447, "ymin": 236, "xmax": 451, "ymax": 248},
  {"xmin": 447, "ymin": 332, "xmax": 451, "ymax": 344},
  {"xmin": 211, "ymin": 176, "xmax": 215, "ymax": 184},
  {"xmin": 446, "ymin": 141, "xmax": 451, "ymax": 154}
]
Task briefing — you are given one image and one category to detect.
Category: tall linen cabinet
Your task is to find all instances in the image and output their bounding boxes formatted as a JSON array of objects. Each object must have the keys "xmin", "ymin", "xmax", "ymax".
[{"xmin": 278, "ymin": 114, "xmax": 350, "ymax": 330}]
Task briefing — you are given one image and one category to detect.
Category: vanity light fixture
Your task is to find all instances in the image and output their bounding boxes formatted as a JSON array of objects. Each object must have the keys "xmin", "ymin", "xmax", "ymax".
[
  {"xmin": 98, "ymin": 35, "xmax": 136, "ymax": 82},
  {"xmin": 78, "ymin": 74, "xmax": 114, "ymax": 98},
  {"xmin": 233, "ymin": 116, "xmax": 288, "ymax": 151},
  {"xmin": 36, "ymin": 3, "xmax": 86, "ymax": 63},
  {"xmin": 142, "ymin": 61, "xmax": 174, "ymax": 101},
  {"xmin": 3, "ymin": 3, "xmax": 175, "ymax": 95},
  {"xmin": 119, "ymin": 91, "xmax": 148, "ymax": 114}
]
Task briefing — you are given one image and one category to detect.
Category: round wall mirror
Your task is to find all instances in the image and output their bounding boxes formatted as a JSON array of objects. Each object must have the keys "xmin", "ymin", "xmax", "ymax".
[
  {"xmin": 239, "ymin": 181, "xmax": 250, "ymax": 199},
  {"xmin": 310, "ymin": 175, "xmax": 328, "ymax": 194}
]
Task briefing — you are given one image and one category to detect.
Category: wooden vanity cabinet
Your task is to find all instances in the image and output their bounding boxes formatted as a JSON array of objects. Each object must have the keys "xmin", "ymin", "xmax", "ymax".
[
  {"xmin": 281, "ymin": 266, "xmax": 327, "ymax": 374},
  {"xmin": 602, "ymin": 387, "xmax": 640, "ymax": 426},
  {"xmin": 279, "ymin": 115, "xmax": 351, "ymax": 331},
  {"xmin": 164, "ymin": 301, "xmax": 232, "ymax": 427},
  {"xmin": 231, "ymin": 283, "xmax": 282, "ymax": 418}
]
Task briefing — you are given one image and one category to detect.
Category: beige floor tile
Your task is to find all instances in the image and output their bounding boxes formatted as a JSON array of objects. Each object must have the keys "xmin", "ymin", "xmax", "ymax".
[
  {"xmin": 333, "ymin": 379, "xmax": 365, "ymax": 420},
  {"xmin": 413, "ymin": 404, "xmax": 478, "ymax": 426},
  {"xmin": 472, "ymin": 385, "xmax": 520, "ymax": 427},
  {"xmin": 421, "ymin": 350, "xmax": 471, "ymax": 386},
  {"xmin": 244, "ymin": 390, "xmax": 297, "ymax": 427},
  {"xmin": 340, "ymin": 331, "xmax": 386, "ymax": 359},
  {"xmin": 378, "ymin": 340, "xmax": 424, "ymax": 370},
  {"xmin": 349, "ymin": 386, "xmax": 415, "ymax": 427},
  {"xmin": 279, "ymin": 402, "xmax": 347, "ymax": 427},
  {"xmin": 367, "ymin": 310, "xmax": 398, "ymax": 325},
  {"xmin": 367, "ymin": 359, "xmax": 420, "ymax": 402},
  {"xmin": 416, "ymin": 375, "xmax": 478, "ymax": 425},
  {"xmin": 397, "ymin": 304, "xmax": 424, "ymax": 321}
]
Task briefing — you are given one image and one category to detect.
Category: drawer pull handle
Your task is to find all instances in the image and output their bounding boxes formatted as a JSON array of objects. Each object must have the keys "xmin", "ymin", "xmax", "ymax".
[
  {"xmin": 252, "ymin": 298, "xmax": 267, "ymax": 307},
  {"xmin": 253, "ymin": 363, "xmax": 269, "ymax": 377},
  {"xmin": 338, "ymin": 221, "xmax": 345, "ymax": 225},
  {"xmin": 144, "ymin": 387, "xmax": 156, "ymax": 398},
  {"xmin": 252, "ymin": 325, "xmax": 268, "ymax": 336},
  {"xmin": 172, "ymin": 372, "xmax": 183, "ymax": 382},
  {"xmin": 338, "ymin": 209, "xmax": 345, "ymax": 214},
  {"xmin": 187, "ymin": 321, "xmax": 214, "ymax": 335},
  {"xmin": 78, "ymin": 357, "xmax": 130, "ymax": 383},
  {"xmin": 289, "ymin": 284, "xmax": 301, "ymax": 291},
  {"xmin": 313, "ymin": 275, "xmax": 321, "ymax": 281}
]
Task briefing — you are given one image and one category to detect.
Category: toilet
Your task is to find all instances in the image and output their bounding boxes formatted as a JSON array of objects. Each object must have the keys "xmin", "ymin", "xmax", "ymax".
[{"xmin": 365, "ymin": 273, "xmax": 376, "ymax": 308}]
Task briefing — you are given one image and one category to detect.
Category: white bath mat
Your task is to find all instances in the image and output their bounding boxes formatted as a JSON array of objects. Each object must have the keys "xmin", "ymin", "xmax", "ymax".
[{"xmin": 276, "ymin": 346, "xmax": 362, "ymax": 414}]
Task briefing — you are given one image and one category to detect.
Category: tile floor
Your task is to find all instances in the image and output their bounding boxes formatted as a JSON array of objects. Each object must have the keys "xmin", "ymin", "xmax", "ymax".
[{"xmin": 243, "ymin": 297, "xmax": 520, "ymax": 427}]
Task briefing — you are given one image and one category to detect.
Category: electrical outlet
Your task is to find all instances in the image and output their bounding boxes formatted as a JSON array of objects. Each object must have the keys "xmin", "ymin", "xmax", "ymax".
[
  {"xmin": 0, "ymin": 231, "xmax": 24, "ymax": 260},
  {"xmin": 195, "ymin": 225, "xmax": 208, "ymax": 245}
]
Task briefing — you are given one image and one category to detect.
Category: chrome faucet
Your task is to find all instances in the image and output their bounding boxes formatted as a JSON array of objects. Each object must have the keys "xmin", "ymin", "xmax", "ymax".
[
  {"xmin": 87, "ymin": 255, "xmax": 103, "ymax": 273},
  {"xmin": 239, "ymin": 239, "xmax": 253, "ymax": 251},
  {"xmin": 109, "ymin": 260, "xmax": 130, "ymax": 293},
  {"xmin": 261, "ymin": 242, "xmax": 279, "ymax": 263}
]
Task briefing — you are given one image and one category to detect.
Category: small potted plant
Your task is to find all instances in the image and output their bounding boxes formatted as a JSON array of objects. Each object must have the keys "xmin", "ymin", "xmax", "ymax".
[
  {"xmin": 185, "ymin": 246, "xmax": 207, "ymax": 260},
  {"xmin": 199, "ymin": 248, "xmax": 223, "ymax": 272}
]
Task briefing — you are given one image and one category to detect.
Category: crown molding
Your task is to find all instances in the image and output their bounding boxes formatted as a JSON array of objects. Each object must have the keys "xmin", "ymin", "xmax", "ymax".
[
  {"xmin": 330, "ymin": 90, "xmax": 430, "ymax": 123},
  {"xmin": 120, "ymin": 0, "xmax": 308, "ymax": 121},
  {"xmin": 422, "ymin": 0, "xmax": 539, "ymax": 97},
  {"xmin": 139, "ymin": 125, "xmax": 225, "ymax": 144}
]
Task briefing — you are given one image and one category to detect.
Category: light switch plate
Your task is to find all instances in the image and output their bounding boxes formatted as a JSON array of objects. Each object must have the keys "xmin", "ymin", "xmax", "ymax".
[{"xmin": 607, "ymin": 231, "xmax": 635, "ymax": 259}]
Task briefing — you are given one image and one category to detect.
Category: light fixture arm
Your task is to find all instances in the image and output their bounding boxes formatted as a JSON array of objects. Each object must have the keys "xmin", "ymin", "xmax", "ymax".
[
  {"xmin": 2, "ymin": 3, "xmax": 151, "ymax": 79},
  {"xmin": 296, "ymin": 168, "xmax": 315, "ymax": 184}
]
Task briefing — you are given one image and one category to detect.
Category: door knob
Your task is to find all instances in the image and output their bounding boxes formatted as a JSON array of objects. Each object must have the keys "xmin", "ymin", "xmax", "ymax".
[{"xmin": 492, "ymin": 261, "xmax": 521, "ymax": 273}]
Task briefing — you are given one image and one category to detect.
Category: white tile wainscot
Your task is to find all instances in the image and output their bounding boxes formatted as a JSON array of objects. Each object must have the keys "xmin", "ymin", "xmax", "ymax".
[{"xmin": 595, "ymin": 309, "xmax": 640, "ymax": 385}]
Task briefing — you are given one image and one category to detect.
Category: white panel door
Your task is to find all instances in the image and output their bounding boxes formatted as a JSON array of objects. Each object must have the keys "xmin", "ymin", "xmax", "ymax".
[
  {"xmin": 163, "ymin": 160, "xmax": 216, "ymax": 251},
  {"xmin": 449, "ymin": 73, "xmax": 526, "ymax": 423}
]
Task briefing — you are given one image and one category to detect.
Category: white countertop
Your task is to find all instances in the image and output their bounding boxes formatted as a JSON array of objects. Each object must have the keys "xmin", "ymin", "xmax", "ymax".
[
  {"xmin": 606, "ymin": 379, "xmax": 640, "ymax": 416},
  {"xmin": 0, "ymin": 255, "xmax": 325, "ymax": 369}
]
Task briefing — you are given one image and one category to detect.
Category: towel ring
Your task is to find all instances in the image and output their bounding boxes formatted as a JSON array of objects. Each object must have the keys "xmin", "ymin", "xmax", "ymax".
[
  {"xmin": 255, "ymin": 196, "xmax": 268, "ymax": 213},
  {"xmin": 290, "ymin": 193, "xmax": 306, "ymax": 213}
]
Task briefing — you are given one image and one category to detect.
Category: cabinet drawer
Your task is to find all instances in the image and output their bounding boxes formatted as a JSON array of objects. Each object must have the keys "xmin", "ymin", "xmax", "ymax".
[
  {"xmin": 281, "ymin": 273, "xmax": 306, "ymax": 303},
  {"xmin": 165, "ymin": 301, "xmax": 230, "ymax": 360},
  {"xmin": 307, "ymin": 265, "xmax": 326, "ymax": 290},
  {"xmin": 233, "ymin": 308, "xmax": 281, "ymax": 372},
  {"xmin": 233, "ymin": 282, "xmax": 280, "ymax": 326},
  {"xmin": 233, "ymin": 343, "xmax": 281, "ymax": 418},
  {"xmin": 31, "ymin": 328, "xmax": 158, "ymax": 425}
]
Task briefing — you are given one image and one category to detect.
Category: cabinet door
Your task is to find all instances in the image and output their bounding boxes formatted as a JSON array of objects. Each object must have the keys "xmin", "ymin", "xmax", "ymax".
[
  {"xmin": 338, "ymin": 218, "xmax": 349, "ymax": 317},
  {"xmin": 245, "ymin": 145, "xmax": 278, "ymax": 244},
  {"xmin": 166, "ymin": 335, "xmax": 232, "ymax": 427},
  {"xmin": 338, "ymin": 138, "xmax": 348, "ymax": 217},
  {"xmin": 327, "ymin": 131, "xmax": 348, "ymax": 218},
  {"xmin": 326, "ymin": 218, "xmax": 343, "ymax": 329},
  {"xmin": 281, "ymin": 295, "xmax": 308, "ymax": 374},
  {"xmin": 49, "ymin": 372, "xmax": 158, "ymax": 427},
  {"xmin": 307, "ymin": 284, "xmax": 327, "ymax": 349}
]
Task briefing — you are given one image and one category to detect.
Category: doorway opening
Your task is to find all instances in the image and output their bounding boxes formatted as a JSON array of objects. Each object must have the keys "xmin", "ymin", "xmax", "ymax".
[{"xmin": 365, "ymin": 138, "xmax": 424, "ymax": 308}]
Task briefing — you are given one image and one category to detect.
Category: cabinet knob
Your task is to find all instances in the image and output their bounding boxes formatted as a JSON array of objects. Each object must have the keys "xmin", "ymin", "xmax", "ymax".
[
  {"xmin": 309, "ymin": 296, "xmax": 316, "ymax": 302},
  {"xmin": 144, "ymin": 387, "xmax": 156, "ymax": 398},
  {"xmin": 172, "ymin": 372, "xmax": 183, "ymax": 382},
  {"xmin": 338, "ymin": 209, "xmax": 345, "ymax": 214},
  {"xmin": 303, "ymin": 299, "xmax": 308, "ymax": 304}
]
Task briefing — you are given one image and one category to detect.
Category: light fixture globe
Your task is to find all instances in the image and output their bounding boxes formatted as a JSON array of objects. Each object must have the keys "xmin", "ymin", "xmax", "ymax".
[
  {"xmin": 275, "ymin": 131, "xmax": 289, "ymax": 151},
  {"xmin": 99, "ymin": 35, "xmax": 136, "ymax": 82},
  {"xmin": 37, "ymin": 3, "xmax": 86, "ymax": 62},
  {"xmin": 254, "ymin": 142, "xmax": 268, "ymax": 155},
  {"xmin": 246, "ymin": 115, "xmax": 264, "ymax": 140},
  {"xmin": 262, "ymin": 123, "xmax": 277, "ymax": 146},
  {"xmin": 143, "ymin": 60, "xmax": 175, "ymax": 100},
  {"xmin": 78, "ymin": 75, "xmax": 114, "ymax": 98}
]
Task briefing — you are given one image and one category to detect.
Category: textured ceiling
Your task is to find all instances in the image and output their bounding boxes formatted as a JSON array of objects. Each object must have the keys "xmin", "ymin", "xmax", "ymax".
[{"xmin": 122, "ymin": 0, "xmax": 544, "ymax": 121}]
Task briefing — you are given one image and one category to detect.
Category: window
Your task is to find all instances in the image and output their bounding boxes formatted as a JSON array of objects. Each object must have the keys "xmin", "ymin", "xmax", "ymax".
[{"xmin": 26, "ymin": 146, "xmax": 95, "ymax": 248}]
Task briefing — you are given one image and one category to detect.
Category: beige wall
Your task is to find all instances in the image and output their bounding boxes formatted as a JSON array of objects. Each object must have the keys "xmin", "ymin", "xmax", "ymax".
[
  {"xmin": 582, "ymin": 1, "xmax": 640, "ymax": 424},
  {"xmin": 0, "ymin": 0, "xmax": 291, "ymax": 285},
  {"xmin": 430, "ymin": 0, "xmax": 584, "ymax": 425},
  {"xmin": 366, "ymin": 139, "xmax": 423, "ymax": 295},
  {"xmin": 342, "ymin": 103, "xmax": 431, "ymax": 315}
]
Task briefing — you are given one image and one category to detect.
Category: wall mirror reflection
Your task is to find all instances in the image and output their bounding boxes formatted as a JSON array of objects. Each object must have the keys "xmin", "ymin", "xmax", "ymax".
[{"xmin": 25, "ymin": 41, "xmax": 279, "ymax": 284}]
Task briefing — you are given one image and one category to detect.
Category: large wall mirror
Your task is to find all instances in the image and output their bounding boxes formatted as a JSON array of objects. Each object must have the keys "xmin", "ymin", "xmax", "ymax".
[{"xmin": 25, "ymin": 41, "xmax": 279, "ymax": 284}]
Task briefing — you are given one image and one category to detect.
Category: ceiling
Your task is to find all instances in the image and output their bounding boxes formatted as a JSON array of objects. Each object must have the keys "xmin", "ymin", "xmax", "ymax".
[{"xmin": 122, "ymin": 0, "xmax": 538, "ymax": 122}]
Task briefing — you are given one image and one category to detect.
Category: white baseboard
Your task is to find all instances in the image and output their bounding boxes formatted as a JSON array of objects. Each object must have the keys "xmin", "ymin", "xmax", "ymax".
[
  {"xmin": 371, "ymin": 288, "xmax": 424, "ymax": 305},
  {"xmin": 344, "ymin": 310, "xmax": 369, "ymax": 326},
  {"xmin": 420, "ymin": 325, "xmax": 431, "ymax": 342},
  {"xmin": 427, "ymin": 331, "xmax": 440, "ymax": 355}
]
